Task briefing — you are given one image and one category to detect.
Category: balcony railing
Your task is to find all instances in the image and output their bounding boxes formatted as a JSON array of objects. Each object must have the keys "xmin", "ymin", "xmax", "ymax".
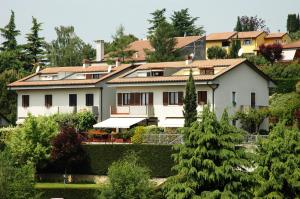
[{"xmin": 110, "ymin": 105, "xmax": 154, "ymax": 117}]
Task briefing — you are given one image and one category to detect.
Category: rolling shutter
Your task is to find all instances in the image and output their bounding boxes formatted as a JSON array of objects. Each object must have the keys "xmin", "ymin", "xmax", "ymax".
[
  {"xmin": 149, "ymin": 92, "xmax": 153, "ymax": 105},
  {"xmin": 198, "ymin": 91, "xmax": 207, "ymax": 105},
  {"xmin": 163, "ymin": 92, "xmax": 168, "ymax": 106},
  {"xmin": 129, "ymin": 93, "xmax": 135, "ymax": 105},
  {"xmin": 134, "ymin": 93, "xmax": 141, "ymax": 105},
  {"xmin": 178, "ymin": 92, "xmax": 183, "ymax": 105},
  {"xmin": 117, "ymin": 93, "xmax": 122, "ymax": 106}
]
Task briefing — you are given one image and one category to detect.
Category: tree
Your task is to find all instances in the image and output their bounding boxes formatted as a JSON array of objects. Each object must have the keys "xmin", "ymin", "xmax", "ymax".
[
  {"xmin": 146, "ymin": 21, "xmax": 178, "ymax": 62},
  {"xmin": 287, "ymin": 14, "xmax": 300, "ymax": 33},
  {"xmin": 24, "ymin": 17, "xmax": 46, "ymax": 70},
  {"xmin": 183, "ymin": 69, "xmax": 197, "ymax": 127},
  {"xmin": 259, "ymin": 43, "xmax": 283, "ymax": 64},
  {"xmin": 229, "ymin": 39, "xmax": 241, "ymax": 58},
  {"xmin": 108, "ymin": 25, "xmax": 138, "ymax": 62},
  {"xmin": 46, "ymin": 26, "xmax": 95, "ymax": 66},
  {"xmin": 50, "ymin": 127, "xmax": 87, "ymax": 173},
  {"xmin": 148, "ymin": 8, "xmax": 167, "ymax": 36},
  {"xmin": 170, "ymin": 8, "xmax": 205, "ymax": 36},
  {"xmin": 236, "ymin": 15, "xmax": 269, "ymax": 32},
  {"xmin": 165, "ymin": 108, "xmax": 254, "ymax": 198},
  {"xmin": 99, "ymin": 153, "xmax": 154, "ymax": 199},
  {"xmin": 234, "ymin": 16, "xmax": 243, "ymax": 31},
  {"xmin": 0, "ymin": 150, "xmax": 39, "ymax": 199},
  {"xmin": 255, "ymin": 123, "xmax": 300, "ymax": 198},
  {"xmin": 0, "ymin": 10, "xmax": 20, "ymax": 51},
  {"xmin": 207, "ymin": 46, "xmax": 227, "ymax": 59},
  {"xmin": 290, "ymin": 30, "xmax": 300, "ymax": 41},
  {"xmin": 6, "ymin": 115, "xmax": 59, "ymax": 168}
]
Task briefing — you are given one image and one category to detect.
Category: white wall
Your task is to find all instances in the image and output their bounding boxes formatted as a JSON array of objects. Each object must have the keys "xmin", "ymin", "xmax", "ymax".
[{"xmin": 17, "ymin": 88, "xmax": 101, "ymax": 120}]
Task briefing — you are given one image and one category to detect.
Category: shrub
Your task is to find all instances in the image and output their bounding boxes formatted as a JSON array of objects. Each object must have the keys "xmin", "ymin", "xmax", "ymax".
[
  {"xmin": 38, "ymin": 188, "xmax": 98, "ymax": 199},
  {"xmin": 207, "ymin": 46, "xmax": 227, "ymax": 59},
  {"xmin": 131, "ymin": 126, "xmax": 146, "ymax": 144},
  {"xmin": 144, "ymin": 125, "xmax": 164, "ymax": 134},
  {"xmin": 0, "ymin": 127, "xmax": 15, "ymax": 150},
  {"xmin": 271, "ymin": 78, "xmax": 300, "ymax": 94},
  {"xmin": 53, "ymin": 113, "xmax": 77, "ymax": 129},
  {"xmin": 259, "ymin": 43, "xmax": 283, "ymax": 64},
  {"xmin": 245, "ymin": 54, "xmax": 270, "ymax": 66},
  {"xmin": 99, "ymin": 153, "xmax": 154, "ymax": 199},
  {"xmin": 75, "ymin": 111, "xmax": 96, "ymax": 133},
  {"xmin": 297, "ymin": 81, "xmax": 300, "ymax": 93}
]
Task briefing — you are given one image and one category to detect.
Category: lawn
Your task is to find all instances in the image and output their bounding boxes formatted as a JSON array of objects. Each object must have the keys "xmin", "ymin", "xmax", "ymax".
[{"xmin": 35, "ymin": 183, "xmax": 102, "ymax": 189}]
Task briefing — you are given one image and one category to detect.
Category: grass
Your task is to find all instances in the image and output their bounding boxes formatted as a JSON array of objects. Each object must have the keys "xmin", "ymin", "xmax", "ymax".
[{"xmin": 35, "ymin": 183, "xmax": 102, "ymax": 189}]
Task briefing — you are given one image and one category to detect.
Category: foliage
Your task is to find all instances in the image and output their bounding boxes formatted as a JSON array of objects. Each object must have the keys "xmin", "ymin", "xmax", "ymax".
[
  {"xmin": 144, "ymin": 125, "xmax": 164, "ymax": 134},
  {"xmin": 146, "ymin": 21, "xmax": 178, "ymax": 62},
  {"xmin": 245, "ymin": 54, "xmax": 270, "ymax": 66},
  {"xmin": 24, "ymin": 17, "xmax": 46, "ymax": 70},
  {"xmin": 50, "ymin": 127, "xmax": 88, "ymax": 173},
  {"xmin": 170, "ymin": 8, "xmax": 204, "ymax": 36},
  {"xmin": 0, "ymin": 10, "xmax": 20, "ymax": 51},
  {"xmin": 38, "ymin": 187, "xmax": 99, "ymax": 199},
  {"xmin": 0, "ymin": 50, "xmax": 23, "ymax": 73},
  {"xmin": 75, "ymin": 111, "xmax": 96, "ymax": 132},
  {"xmin": 148, "ymin": 8, "xmax": 167, "ymax": 36},
  {"xmin": 183, "ymin": 69, "xmax": 197, "ymax": 127},
  {"xmin": 234, "ymin": 108, "xmax": 270, "ymax": 133},
  {"xmin": 107, "ymin": 25, "xmax": 138, "ymax": 62},
  {"xmin": 207, "ymin": 46, "xmax": 227, "ymax": 59},
  {"xmin": 254, "ymin": 123, "xmax": 300, "ymax": 198},
  {"xmin": 259, "ymin": 43, "xmax": 283, "ymax": 64},
  {"xmin": 46, "ymin": 26, "xmax": 95, "ymax": 66},
  {"xmin": 297, "ymin": 81, "xmax": 300, "ymax": 93},
  {"xmin": 290, "ymin": 30, "xmax": 300, "ymax": 41},
  {"xmin": 235, "ymin": 15, "xmax": 269, "ymax": 32},
  {"xmin": 269, "ymin": 92, "xmax": 300, "ymax": 125},
  {"xmin": 165, "ymin": 108, "xmax": 254, "ymax": 198},
  {"xmin": 260, "ymin": 62, "xmax": 300, "ymax": 79},
  {"xmin": 99, "ymin": 153, "xmax": 154, "ymax": 199},
  {"xmin": 0, "ymin": 127, "xmax": 15, "ymax": 150},
  {"xmin": 6, "ymin": 115, "xmax": 59, "ymax": 168},
  {"xmin": 131, "ymin": 126, "xmax": 146, "ymax": 144},
  {"xmin": 229, "ymin": 39, "xmax": 241, "ymax": 58},
  {"xmin": 286, "ymin": 13, "xmax": 300, "ymax": 33},
  {"xmin": 0, "ymin": 150, "xmax": 39, "ymax": 199}
]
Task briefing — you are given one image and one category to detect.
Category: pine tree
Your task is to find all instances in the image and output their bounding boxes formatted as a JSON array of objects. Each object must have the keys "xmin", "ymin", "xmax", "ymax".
[
  {"xmin": 234, "ymin": 16, "xmax": 243, "ymax": 31},
  {"xmin": 165, "ymin": 107, "xmax": 254, "ymax": 198},
  {"xmin": 183, "ymin": 69, "xmax": 197, "ymax": 127},
  {"xmin": 146, "ymin": 21, "xmax": 178, "ymax": 62},
  {"xmin": 0, "ymin": 10, "xmax": 20, "ymax": 51},
  {"xmin": 171, "ymin": 8, "xmax": 205, "ymax": 37},
  {"xmin": 255, "ymin": 122, "xmax": 300, "ymax": 198},
  {"xmin": 25, "ymin": 17, "xmax": 46, "ymax": 70},
  {"xmin": 148, "ymin": 8, "xmax": 167, "ymax": 36}
]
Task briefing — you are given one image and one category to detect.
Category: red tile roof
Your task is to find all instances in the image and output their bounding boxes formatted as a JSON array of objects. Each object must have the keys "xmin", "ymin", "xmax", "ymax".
[
  {"xmin": 237, "ymin": 31, "xmax": 265, "ymax": 39},
  {"xmin": 283, "ymin": 40, "xmax": 300, "ymax": 49},
  {"xmin": 206, "ymin": 32, "xmax": 237, "ymax": 41},
  {"xmin": 265, "ymin": 32, "xmax": 287, "ymax": 39}
]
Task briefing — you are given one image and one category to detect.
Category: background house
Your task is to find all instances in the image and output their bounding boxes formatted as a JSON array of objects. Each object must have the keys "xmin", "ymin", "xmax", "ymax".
[
  {"xmin": 206, "ymin": 32, "xmax": 237, "ymax": 58},
  {"xmin": 264, "ymin": 32, "xmax": 291, "ymax": 45}
]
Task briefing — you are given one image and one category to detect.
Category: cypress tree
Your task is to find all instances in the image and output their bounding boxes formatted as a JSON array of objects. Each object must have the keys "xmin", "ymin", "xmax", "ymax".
[
  {"xmin": 234, "ymin": 16, "xmax": 243, "ymax": 31},
  {"xmin": 229, "ymin": 39, "xmax": 241, "ymax": 58},
  {"xmin": 165, "ymin": 108, "xmax": 254, "ymax": 198},
  {"xmin": 0, "ymin": 10, "xmax": 20, "ymax": 51},
  {"xmin": 183, "ymin": 69, "xmax": 197, "ymax": 127}
]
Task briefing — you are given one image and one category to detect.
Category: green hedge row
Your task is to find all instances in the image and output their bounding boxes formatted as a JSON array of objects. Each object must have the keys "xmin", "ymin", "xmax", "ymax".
[
  {"xmin": 271, "ymin": 78, "xmax": 300, "ymax": 94},
  {"xmin": 39, "ymin": 189, "xmax": 99, "ymax": 199},
  {"xmin": 82, "ymin": 144, "xmax": 174, "ymax": 177}
]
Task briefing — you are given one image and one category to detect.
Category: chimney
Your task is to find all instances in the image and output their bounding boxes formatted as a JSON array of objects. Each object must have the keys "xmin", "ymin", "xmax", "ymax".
[
  {"xmin": 185, "ymin": 55, "xmax": 193, "ymax": 65},
  {"xmin": 115, "ymin": 59, "xmax": 121, "ymax": 67},
  {"xmin": 82, "ymin": 59, "xmax": 91, "ymax": 68},
  {"xmin": 95, "ymin": 40, "xmax": 104, "ymax": 62}
]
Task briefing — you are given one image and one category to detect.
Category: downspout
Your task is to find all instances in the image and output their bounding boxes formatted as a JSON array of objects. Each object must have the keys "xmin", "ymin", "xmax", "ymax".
[
  {"xmin": 207, "ymin": 82, "xmax": 219, "ymax": 112},
  {"xmin": 100, "ymin": 87, "xmax": 103, "ymax": 122}
]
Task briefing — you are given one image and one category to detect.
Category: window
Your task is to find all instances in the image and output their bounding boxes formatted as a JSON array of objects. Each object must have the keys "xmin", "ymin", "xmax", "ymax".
[
  {"xmin": 198, "ymin": 91, "xmax": 207, "ymax": 105},
  {"xmin": 92, "ymin": 74, "xmax": 100, "ymax": 79},
  {"xmin": 22, "ymin": 95, "xmax": 29, "ymax": 108},
  {"xmin": 122, "ymin": 93, "xmax": 131, "ymax": 105},
  {"xmin": 117, "ymin": 93, "xmax": 153, "ymax": 106},
  {"xmin": 45, "ymin": 95, "xmax": 52, "ymax": 108},
  {"xmin": 200, "ymin": 68, "xmax": 214, "ymax": 75},
  {"xmin": 141, "ymin": 93, "xmax": 149, "ymax": 105},
  {"xmin": 151, "ymin": 71, "xmax": 164, "ymax": 76},
  {"xmin": 86, "ymin": 94, "xmax": 94, "ymax": 106},
  {"xmin": 251, "ymin": 92, "xmax": 256, "ymax": 108},
  {"xmin": 163, "ymin": 92, "xmax": 183, "ymax": 105},
  {"xmin": 243, "ymin": 39, "xmax": 252, "ymax": 45},
  {"xmin": 69, "ymin": 94, "xmax": 77, "ymax": 106},
  {"xmin": 86, "ymin": 74, "xmax": 92, "ymax": 79},
  {"xmin": 232, "ymin": 92, "xmax": 236, "ymax": 106},
  {"xmin": 222, "ymin": 41, "xmax": 230, "ymax": 47}
]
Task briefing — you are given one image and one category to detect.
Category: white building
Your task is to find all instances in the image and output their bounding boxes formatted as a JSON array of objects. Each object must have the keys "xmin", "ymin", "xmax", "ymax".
[
  {"xmin": 8, "ymin": 62, "xmax": 136, "ymax": 124},
  {"xmin": 94, "ymin": 58, "xmax": 275, "ymax": 129}
]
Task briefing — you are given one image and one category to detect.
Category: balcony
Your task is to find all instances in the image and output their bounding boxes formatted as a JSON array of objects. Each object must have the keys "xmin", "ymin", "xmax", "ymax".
[
  {"xmin": 239, "ymin": 105, "xmax": 268, "ymax": 112},
  {"xmin": 110, "ymin": 105, "xmax": 154, "ymax": 118}
]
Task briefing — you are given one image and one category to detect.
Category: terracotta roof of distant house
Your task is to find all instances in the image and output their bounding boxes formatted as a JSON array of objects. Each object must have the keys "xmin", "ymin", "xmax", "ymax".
[
  {"xmin": 265, "ymin": 32, "xmax": 287, "ymax": 39},
  {"xmin": 108, "ymin": 58, "xmax": 271, "ymax": 84},
  {"xmin": 237, "ymin": 31, "xmax": 265, "ymax": 39},
  {"xmin": 282, "ymin": 40, "xmax": 300, "ymax": 49},
  {"xmin": 107, "ymin": 36, "xmax": 204, "ymax": 62},
  {"xmin": 206, "ymin": 32, "xmax": 237, "ymax": 41},
  {"xmin": 8, "ymin": 64, "xmax": 134, "ymax": 88}
]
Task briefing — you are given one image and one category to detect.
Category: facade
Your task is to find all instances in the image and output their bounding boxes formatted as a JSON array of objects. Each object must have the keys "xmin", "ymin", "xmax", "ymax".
[
  {"xmin": 206, "ymin": 32, "xmax": 237, "ymax": 58},
  {"xmin": 8, "ymin": 62, "xmax": 136, "ymax": 124},
  {"xmin": 264, "ymin": 32, "xmax": 291, "ymax": 45},
  {"xmin": 94, "ymin": 59, "xmax": 275, "ymax": 129},
  {"xmin": 235, "ymin": 31, "xmax": 266, "ymax": 55}
]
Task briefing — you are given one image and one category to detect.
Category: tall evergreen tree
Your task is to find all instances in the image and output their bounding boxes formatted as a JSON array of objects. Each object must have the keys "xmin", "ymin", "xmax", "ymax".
[
  {"xmin": 287, "ymin": 14, "xmax": 300, "ymax": 33},
  {"xmin": 171, "ymin": 8, "xmax": 205, "ymax": 37},
  {"xmin": 165, "ymin": 108, "xmax": 254, "ymax": 198},
  {"xmin": 148, "ymin": 8, "xmax": 167, "ymax": 36},
  {"xmin": 146, "ymin": 21, "xmax": 178, "ymax": 62},
  {"xmin": 25, "ymin": 17, "xmax": 46, "ymax": 70},
  {"xmin": 234, "ymin": 16, "xmax": 243, "ymax": 31},
  {"xmin": 183, "ymin": 69, "xmax": 197, "ymax": 127},
  {"xmin": 255, "ymin": 122, "xmax": 300, "ymax": 198},
  {"xmin": 229, "ymin": 39, "xmax": 241, "ymax": 58},
  {"xmin": 0, "ymin": 10, "xmax": 20, "ymax": 51}
]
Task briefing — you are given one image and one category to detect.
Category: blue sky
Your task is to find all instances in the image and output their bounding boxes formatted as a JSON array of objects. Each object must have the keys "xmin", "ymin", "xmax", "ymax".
[{"xmin": 1, "ymin": 0, "xmax": 300, "ymax": 45}]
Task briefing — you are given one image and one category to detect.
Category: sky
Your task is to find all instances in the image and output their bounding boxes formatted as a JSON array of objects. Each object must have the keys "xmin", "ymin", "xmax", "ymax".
[{"xmin": 1, "ymin": 0, "xmax": 300, "ymax": 46}]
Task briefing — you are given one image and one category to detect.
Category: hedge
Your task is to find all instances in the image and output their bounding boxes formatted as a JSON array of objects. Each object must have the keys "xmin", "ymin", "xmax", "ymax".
[
  {"xmin": 271, "ymin": 78, "xmax": 300, "ymax": 94},
  {"xmin": 39, "ymin": 188, "xmax": 99, "ymax": 199},
  {"xmin": 82, "ymin": 144, "xmax": 174, "ymax": 177}
]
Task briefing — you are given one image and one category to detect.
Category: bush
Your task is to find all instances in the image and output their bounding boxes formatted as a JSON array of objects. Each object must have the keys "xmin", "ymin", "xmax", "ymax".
[
  {"xmin": 245, "ymin": 54, "xmax": 270, "ymax": 66},
  {"xmin": 131, "ymin": 126, "xmax": 146, "ymax": 144},
  {"xmin": 271, "ymin": 78, "xmax": 300, "ymax": 94},
  {"xmin": 207, "ymin": 46, "xmax": 227, "ymax": 59},
  {"xmin": 0, "ymin": 127, "xmax": 15, "ymax": 150},
  {"xmin": 99, "ymin": 153, "xmax": 154, "ymax": 199},
  {"xmin": 144, "ymin": 125, "xmax": 164, "ymax": 134},
  {"xmin": 297, "ymin": 81, "xmax": 300, "ymax": 93},
  {"xmin": 39, "ymin": 188, "xmax": 98, "ymax": 199}
]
